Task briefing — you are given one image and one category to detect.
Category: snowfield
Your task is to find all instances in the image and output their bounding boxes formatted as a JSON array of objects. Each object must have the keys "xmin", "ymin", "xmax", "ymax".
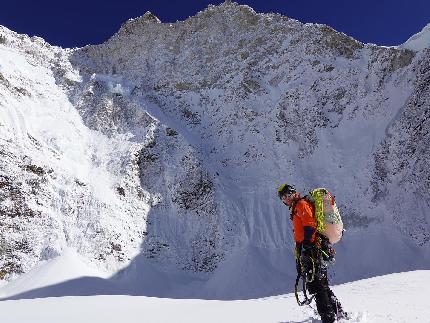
[
  {"xmin": 0, "ymin": 251, "xmax": 428, "ymax": 322},
  {"xmin": 0, "ymin": 252, "xmax": 428, "ymax": 322}
]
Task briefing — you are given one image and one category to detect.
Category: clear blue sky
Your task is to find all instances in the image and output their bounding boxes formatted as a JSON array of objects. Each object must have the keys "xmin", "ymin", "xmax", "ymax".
[{"xmin": 0, "ymin": 0, "xmax": 428, "ymax": 48}]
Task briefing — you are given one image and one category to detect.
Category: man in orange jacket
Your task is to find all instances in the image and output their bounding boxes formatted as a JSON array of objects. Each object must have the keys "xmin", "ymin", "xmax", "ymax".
[{"xmin": 278, "ymin": 183, "xmax": 346, "ymax": 323}]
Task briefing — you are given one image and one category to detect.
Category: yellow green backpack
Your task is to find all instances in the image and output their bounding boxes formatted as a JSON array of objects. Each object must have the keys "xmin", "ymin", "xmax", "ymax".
[{"xmin": 306, "ymin": 188, "xmax": 343, "ymax": 244}]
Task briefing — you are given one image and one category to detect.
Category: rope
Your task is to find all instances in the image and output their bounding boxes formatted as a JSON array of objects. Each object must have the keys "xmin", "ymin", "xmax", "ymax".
[{"xmin": 294, "ymin": 257, "xmax": 316, "ymax": 306}]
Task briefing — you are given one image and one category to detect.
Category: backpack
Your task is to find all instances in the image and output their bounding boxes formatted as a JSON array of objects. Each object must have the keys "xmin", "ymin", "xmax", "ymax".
[{"xmin": 305, "ymin": 188, "xmax": 343, "ymax": 244}]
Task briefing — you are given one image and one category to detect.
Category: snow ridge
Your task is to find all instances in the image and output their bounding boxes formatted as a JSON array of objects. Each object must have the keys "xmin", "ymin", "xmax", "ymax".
[{"xmin": 401, "ymin": 23, "xmax": 430, "ymax": 51}]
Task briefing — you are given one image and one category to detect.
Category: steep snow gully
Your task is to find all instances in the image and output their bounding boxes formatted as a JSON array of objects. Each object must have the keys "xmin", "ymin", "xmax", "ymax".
[{"xmin": 0, "ymin": 2, "xmax": 429, "ymax": 300}]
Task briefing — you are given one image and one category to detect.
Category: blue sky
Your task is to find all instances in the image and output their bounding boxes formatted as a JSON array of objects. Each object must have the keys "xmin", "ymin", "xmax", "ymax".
[{"xmin": 0, "ymin": 0, "xmax": 428, "ymax": 48}]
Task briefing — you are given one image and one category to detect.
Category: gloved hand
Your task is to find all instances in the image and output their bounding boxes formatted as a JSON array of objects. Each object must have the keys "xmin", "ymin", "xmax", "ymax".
[
  {"xmin": 300, "ymin": 241, "xmax": 315, "ymax": 277},
  {"xmin": 301, "ymin": 240, "xmax": 314, "ymax": 255},
  {"xmin": 296, "ymin": 258, "xmax": 302, "ymax": 276}
]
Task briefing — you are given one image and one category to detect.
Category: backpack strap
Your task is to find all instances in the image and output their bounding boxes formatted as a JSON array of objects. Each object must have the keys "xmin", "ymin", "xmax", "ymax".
[
  {"xmin": 289, "ymin": 197, "xmax": 302, "ymax": 220},
  {"xmin": 290, "ymin": 196, "xmax": 314, "ymax": 220}
]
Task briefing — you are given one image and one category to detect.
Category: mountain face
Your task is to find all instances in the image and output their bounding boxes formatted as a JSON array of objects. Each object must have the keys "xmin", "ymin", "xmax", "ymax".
[{"xmin": 1, "ymin": 2, "xmax": 429, "ymax": 297}]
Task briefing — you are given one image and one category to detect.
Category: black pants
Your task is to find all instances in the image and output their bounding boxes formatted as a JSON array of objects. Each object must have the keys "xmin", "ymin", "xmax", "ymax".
[{"xmin": 307, "ymin": 267, "xmax": 343, "ymax": 323}]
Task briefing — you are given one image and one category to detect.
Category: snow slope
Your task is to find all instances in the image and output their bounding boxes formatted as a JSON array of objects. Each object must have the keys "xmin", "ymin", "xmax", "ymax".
[
  {"xmin": 401, "ymin": 23, "xmax": 430, "ymax": 51},
  {"xmin": 0, "ymin": 252, "xmax": 428, "ymax": 323},
  {"xmin": 0, "ymin": 248, "xmax": 107, "ymax": 297}
]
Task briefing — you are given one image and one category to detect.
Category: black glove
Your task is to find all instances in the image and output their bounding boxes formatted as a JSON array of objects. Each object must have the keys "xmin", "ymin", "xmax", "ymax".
[
  {"xmin": 301, "ymin": 240, "xmax": 314, "ymax": 255},
  {"xmin": 300, "ymin": 241, "xmax": 315, "ymax": 277},
  {"xmin": 296, "ymin": 258, "xmax": 302, "ymax": 276}
]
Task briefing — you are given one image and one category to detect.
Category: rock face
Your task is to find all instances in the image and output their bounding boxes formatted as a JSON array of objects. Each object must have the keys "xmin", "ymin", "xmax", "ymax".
[
  {"xmin": 0, "ymin": 2, "xmax": 429, "ymax": 296},
  {"xmin": 0, "ymin": 27, "xmax": 150, "ymax": 279},
  {"xmin": 372, "ymin": 53, "xmax": 430, "ymax": 245}
]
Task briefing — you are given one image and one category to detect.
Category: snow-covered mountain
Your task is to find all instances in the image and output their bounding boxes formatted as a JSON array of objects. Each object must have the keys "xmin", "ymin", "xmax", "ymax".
[
  {"xmin": 0, "ymin": 2, "xmax": 429, "ymax": 299},
  {"xmin": 401, "ymin": 23, "xmax": 430, "ymax": 51}
]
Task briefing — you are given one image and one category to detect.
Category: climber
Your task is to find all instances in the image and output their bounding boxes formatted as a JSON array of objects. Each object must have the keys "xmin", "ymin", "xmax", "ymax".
[{"xmin": 277, "ymin": 183, "xmax": 347, "ymax": 323}]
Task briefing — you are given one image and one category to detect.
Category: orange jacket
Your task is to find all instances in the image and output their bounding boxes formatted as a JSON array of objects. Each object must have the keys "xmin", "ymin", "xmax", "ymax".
[{"xmin": 292, "ymin": 199, "xmax": 317, "ymax": 243}]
